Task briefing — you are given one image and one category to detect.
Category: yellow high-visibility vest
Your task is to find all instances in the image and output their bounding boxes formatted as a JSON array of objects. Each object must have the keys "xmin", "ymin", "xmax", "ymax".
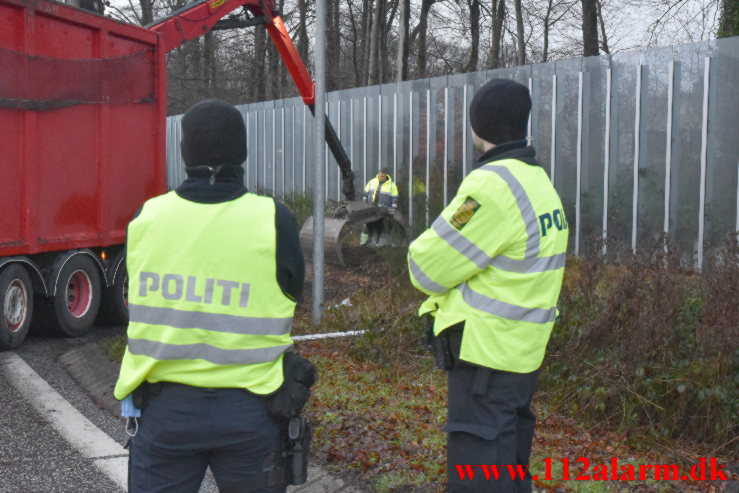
[
  {"xmin": 114, "ymin": 192, "xmax": 295, "ymax": 399},
  {"xmin": 364, "ymin": 175, "xmax": 399, "ymax": 208},
  {"xmin": 408, "ymin": 158, "xmax": 568, "ymax": 373}
]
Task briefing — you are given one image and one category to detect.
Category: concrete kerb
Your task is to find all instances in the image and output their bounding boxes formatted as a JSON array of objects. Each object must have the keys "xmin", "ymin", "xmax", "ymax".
[{"xmin": 60, "ymin": 343, "xmax": 364, "ymax": 493}]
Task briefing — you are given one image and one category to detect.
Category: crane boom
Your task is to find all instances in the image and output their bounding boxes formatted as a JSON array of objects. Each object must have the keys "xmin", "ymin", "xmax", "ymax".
[{"xmin": 148, "ymin": 0, "xmax": 355, "ymax": 199}]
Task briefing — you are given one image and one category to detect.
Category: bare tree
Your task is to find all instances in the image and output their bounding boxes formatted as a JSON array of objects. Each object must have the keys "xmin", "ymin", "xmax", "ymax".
[
  {"xmin": 411, "ymin": 0, "xmax": 437, "ymax": 77},
  {"xmin": 297, "ymin": 0, "xmax": 310, "ymax": 62},
  {"xmin": 489, "ymin": 0, "xmax": 506, "ymax": 68},
  {"xmin": 368, "ymin": 0, "xmax": 384, "ymax": 84},
  {"xmin": 595, "ymin": 0, "xmax": 610, "ymax": 53},
  {"xmin": 514, "ymin": 0, "xmax": 525, "ymax": 64},
  {"xmin": 327, "ymin": 0, "xmax": 341, "ymax": 90},
  {"xmin": 465, "ymin": 0, "xmax": 481, "ymax": 72},
  {"xmin": 719, "ymin": 0, "xmax": 739, "ymax": 37},
  {"xmin": 395, "ymin": 0, "xmax": 411, "ymax": 81},
  {"xmin": 139, "ymin": 0, "xmax": 155, "ymax": 25},
  {"xmin": 252, "ymin": 26, "xmax": 267, "ymax": 101},
  {"xmin": 203, "ymin": 32, "xmax": 217, "ymax": 94},
  {"xmin": 581, "ymin": 0, "xmax": 599, "ymax": 55}
]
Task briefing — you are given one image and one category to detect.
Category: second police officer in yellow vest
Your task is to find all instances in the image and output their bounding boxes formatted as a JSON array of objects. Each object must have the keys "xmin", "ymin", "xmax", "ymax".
[
  {"xmin": 115, "ymin": 99, "xmax": 311, "ymax": 493},
  {"xmin": 408, "ymin": 79, "xmax": 568, "ymax": 492}
]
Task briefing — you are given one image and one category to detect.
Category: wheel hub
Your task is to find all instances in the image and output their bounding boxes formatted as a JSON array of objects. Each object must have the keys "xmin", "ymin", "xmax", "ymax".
[
  {"xmin": 67, "ymin": 270, "xmax": 92, "ymax": 318},
  {"xmin": 4, "ymin": 280, "xmax": 27, "ymax": 332}
]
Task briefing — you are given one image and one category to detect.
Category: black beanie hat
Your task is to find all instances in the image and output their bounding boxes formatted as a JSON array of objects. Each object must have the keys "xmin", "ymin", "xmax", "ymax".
[
  {"xmin": 469, "ymin": 79, "xmax": 531, "ymax": 145},
  {"xmin": 180, "ymin": 99, "xmax": 247, "ymax": 167}
]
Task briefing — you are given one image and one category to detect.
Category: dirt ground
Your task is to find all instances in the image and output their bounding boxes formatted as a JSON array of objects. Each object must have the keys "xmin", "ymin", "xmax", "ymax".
[
  {"xmin": 292, "ymin": 246, "xmax": 738, "ymax": 492},
  {"xmin": 296, "ymin": 246, "xmax": 390, "ymax": 319}
]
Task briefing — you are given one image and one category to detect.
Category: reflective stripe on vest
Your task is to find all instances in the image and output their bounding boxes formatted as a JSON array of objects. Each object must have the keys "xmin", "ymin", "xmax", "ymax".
[
  {"xmin": 408, "ymin": 255, "xmax": 447, "ymax": 294},
  {"xmin": 429, "ymin": 164, "xmax": 565, "ymax": 275},
  {"xmin": 128, "ymin": 304, "xmax": 292, "ymax": 336},
  {"xmin": 128, "ymin": 339, "xmax": 292, "ymax": 366},
  {"xmin": 458, "ymin": 282, "xmax": 557, "ymax": 324}
]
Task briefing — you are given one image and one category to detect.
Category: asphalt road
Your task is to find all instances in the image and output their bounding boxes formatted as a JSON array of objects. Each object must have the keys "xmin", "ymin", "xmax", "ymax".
[
  {"xmin": 0, "ymin": 327, "xmax": 359, "ymax": 493},
  {"xmin": 0, "ymin": 326, "xmax": 125, "ymax": 493},
  {"xmin": 0, "ymin": 325, "xmax": 222, "ymax": 493}
]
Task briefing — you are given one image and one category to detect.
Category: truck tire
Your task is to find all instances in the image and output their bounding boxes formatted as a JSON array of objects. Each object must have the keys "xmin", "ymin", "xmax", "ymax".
[
  {"xmin": 99, "ymin": 265, "xmax": 128, "ymax": 325},
  {"xmin": 39, "ymin": 255, "xmax": 102, "ymax": 337},
  {"xmin": 0, "ymin": 264, "xmax": 34, "ymax": 350}
]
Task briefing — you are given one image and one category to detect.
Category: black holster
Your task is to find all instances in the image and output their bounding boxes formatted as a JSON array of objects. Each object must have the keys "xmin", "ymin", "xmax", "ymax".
[
  {"xmin": 266, "ymin": 352, "xmax": 318, "ymax": 420},
  {"xmin": 287, "ymin": 415, "xmax": 311, "ymax": 484},
  {"xmin": 426, "ymin": 316, "xmax": 453, "ymax": 370},
  {"xmin": 130, "ymin": 382, "xmax": 163, "ymax": 411},
  {"xmin": 426, "ymin": 318, "xmax": 464, "ymax": 371},
  {"xmin": 265, "ymin": 351, "xmax": 318, "ymax": 487}
]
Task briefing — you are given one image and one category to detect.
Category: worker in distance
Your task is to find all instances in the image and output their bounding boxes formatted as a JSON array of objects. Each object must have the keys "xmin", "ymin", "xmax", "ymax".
[
  {"xmin": 408, "ymin": 79, "xmax": 568, "ymax": 492},
  {"xmin": 114, "ymin": 99, "xmax": 316, "ymax": 492},
  {"xmin": 361, "ymin": 167, "xmax": 400, "ymax": 246}
]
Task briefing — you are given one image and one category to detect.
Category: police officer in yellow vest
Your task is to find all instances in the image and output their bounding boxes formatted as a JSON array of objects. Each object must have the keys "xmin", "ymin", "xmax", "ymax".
[
  {"xmin": 115, "ymin": 99, "xmax": 306, "ymax": 492},
  {"xmin": 408, "ymin": 80, "xmax": 568, "ymax": 492}
]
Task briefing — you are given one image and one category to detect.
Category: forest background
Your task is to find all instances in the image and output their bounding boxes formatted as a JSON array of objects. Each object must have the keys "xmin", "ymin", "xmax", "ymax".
[{"xmin": 101, "ymin": 0, "xmax": 739, "ymax": 115}]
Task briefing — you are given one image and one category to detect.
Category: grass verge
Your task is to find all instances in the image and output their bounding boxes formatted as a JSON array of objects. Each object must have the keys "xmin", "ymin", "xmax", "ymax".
[{"xmin": 100, "ymin": 234, "xmax": 738, "ymax": 491}]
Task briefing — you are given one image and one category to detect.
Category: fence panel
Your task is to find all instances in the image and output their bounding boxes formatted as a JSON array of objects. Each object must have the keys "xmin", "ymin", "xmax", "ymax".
[{"xmin": 166, "ymin": 37, "xmax": 739, "ymax": 267}]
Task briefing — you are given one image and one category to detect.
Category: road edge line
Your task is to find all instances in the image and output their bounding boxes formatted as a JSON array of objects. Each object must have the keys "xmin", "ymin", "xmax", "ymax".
[{"xmin": 0, "ymin": 352, "xmax": 127, "ymax": 491}]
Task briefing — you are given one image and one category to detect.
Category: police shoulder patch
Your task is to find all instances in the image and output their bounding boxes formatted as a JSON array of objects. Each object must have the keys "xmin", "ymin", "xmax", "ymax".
[{"xmin": 449, "ymin": 196, "xmax": 481, "ymax": 230}]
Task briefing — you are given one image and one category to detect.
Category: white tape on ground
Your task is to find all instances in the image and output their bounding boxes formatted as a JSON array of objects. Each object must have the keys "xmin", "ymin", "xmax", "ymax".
[
  {"xmin": 0, "ymin": 352, "xmax": 127, "ymax": 491},
  {"xmin": 292, "ymin": 329, "xmax": 369, "ymax": 341}
]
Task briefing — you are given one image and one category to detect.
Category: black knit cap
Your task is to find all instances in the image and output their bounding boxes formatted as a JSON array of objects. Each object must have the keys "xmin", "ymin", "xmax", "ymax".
[
  {"xmin": 180, "ymin": 99, "xmax": 247, "ymax": 167},
  {"xmin": 469, "ymin": 79, "xmax": 531, "ymax": 145}
]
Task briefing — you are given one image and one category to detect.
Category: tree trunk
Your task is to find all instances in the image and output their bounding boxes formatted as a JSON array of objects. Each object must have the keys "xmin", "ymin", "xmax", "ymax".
[
  {"xmin": 361, "ymin": 0, "xmax": 373, "ymax": 85},
  {"xmin": 581, "ymin": 0, "xmax": 599, "ymax": 56},
  {"xmin": 297, "ymin": 0, "xmax": 310, "ymax": 62},
  {"xmin": 465, "ymin": 0, "xmax": 480, "ymax": 72},
  {"xmin": 252, "ymin": 26, "xmax": 266, "ymax": 101},
  {"xmin": 395, "ymin": 0, "xmax": 410, "ymax": 82},
  {"xmin": 490, "ymin": 0, "xmax": 505, "ymax": 69},
  {"xmin": 348, "ymin": 1, "xmax": 363, "ymax": 85},
  {"xmin": 380, "ymin": 0, "xmax": 399, "ymax": 83},
  {"xmin": 514, "ymin": 0, "xmax": 525, "ymax": 65},
  {"xmin": 368, "ymin": 0, "xmax": 383, "ymax": 85},
  {"xmin": 327, "ymin": 0, "xmax": 341, "ymax": 90},
  {"xmin": 542, "ymin": 0, "xmax": 553, "ymax": 62},
  {"xmin": 203, "ymin": 32, "xmax": 217, "ymax": 95},
  {"xmin": 139, "ymin": 0, "xmax": 154, "ymax": 25},
  {"xmin": 718, "ymin": 0, "xmax": 739, "ymax": 38},
  {"xmin": 415, "ymin": 0, "xmax": 435, "ymax": 77},
  {"xmin": 267, "ymin": 43, "xmax": 281, "ymax": 100}
]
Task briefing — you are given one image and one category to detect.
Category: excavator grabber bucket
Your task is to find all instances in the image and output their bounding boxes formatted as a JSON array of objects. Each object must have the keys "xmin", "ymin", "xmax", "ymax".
[{"xmin": 299, "ymin": 201, "xmax": 408, "ymax": 266}]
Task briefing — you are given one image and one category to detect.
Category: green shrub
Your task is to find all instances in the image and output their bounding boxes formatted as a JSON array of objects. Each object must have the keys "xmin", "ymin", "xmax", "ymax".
[{"xmin": 541, "ymin": 235, "xmax": 738, "ymax": 449}]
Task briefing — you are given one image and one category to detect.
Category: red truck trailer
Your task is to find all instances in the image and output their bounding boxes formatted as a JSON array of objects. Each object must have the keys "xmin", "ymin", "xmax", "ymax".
[
  {"xmin": 0, "ymin": 0, "xmax": 357, "ymax": 350},
  {"xmin": 0, "ymin": 0, "xmax": 166, "ymax": 349}
]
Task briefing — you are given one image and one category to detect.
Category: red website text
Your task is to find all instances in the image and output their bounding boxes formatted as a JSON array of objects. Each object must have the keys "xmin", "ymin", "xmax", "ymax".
[{"xmin": 454, "ymin": 457, "xmax": 728, "ymax": 482}]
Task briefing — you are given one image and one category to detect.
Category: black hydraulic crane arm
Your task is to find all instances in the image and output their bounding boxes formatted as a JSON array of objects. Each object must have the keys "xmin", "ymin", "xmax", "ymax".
[{"xmin": 148, "ymin": 0, "xmax": 356, "ymax": 200}]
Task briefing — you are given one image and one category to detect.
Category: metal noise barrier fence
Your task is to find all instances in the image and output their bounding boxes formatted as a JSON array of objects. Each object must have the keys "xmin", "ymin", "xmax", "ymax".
[{"xmin": 167, "ymin": 37, "xmax": 739, "ymax": 269}]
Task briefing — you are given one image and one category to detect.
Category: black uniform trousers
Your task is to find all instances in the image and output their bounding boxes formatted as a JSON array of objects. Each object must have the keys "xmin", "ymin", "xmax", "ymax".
[
  {"xmin": 128, "ymin": 383, "xmax": 285, "ymax": 493},
  {"xmin": 445, "ymin": 330, "xmax": 539, "ymax": 493}
]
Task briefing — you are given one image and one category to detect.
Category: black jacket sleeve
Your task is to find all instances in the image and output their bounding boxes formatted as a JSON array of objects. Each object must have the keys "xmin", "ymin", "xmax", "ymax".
[{"xmin": 274, "ymin": 200, "xmax": 305, "ymax": 302}]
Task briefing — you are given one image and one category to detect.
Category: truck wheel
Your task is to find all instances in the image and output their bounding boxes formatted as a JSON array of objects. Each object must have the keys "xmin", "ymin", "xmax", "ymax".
[
  {"xmin": 48, "ymin": 256, "xmax": 102, "ymax": 337},
  {"xmin": 99, "ymin": 266, "xmax": 128, "ymax": 325},
  {"xmin": 0, "ymin": 264, "xmax": 34, "ymax": 350}
]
